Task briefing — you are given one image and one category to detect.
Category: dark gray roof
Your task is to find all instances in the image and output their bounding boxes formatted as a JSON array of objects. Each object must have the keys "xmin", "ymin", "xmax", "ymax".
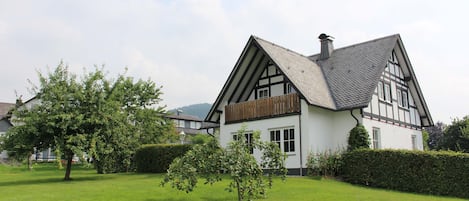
[
  {"xmin": 206, "ymin": 34, "xmax": 433, "ymax": 126},
  {"xmin": 167, "ymin": 113, "xmax": 202, "ymax": 121},
  {"xmin": 254, "ymin": 36, "xmax": 336, "ymax": 109},
  {"xmin": 310, "ymin": 35, "xmax": 398, "ymax": 110}
]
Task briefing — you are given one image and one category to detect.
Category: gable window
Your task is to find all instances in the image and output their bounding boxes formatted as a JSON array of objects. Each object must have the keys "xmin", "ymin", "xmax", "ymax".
[
  {"xmin": 411, "ymin": 135, "xmax": 417, "ymax": 150},
  {"xmin": 402, "ymin": 91, "xmax": 408, "ymax": 108},
  {"xmin": 285, "ymin": 82, "xmax": 295, "ymax": 94},
  {"xmin": 372, "ymin": 127, "xmax": 381, "ymax": 149},
  {"xmin": 397, "ymin": 89, "xmax": 409, "ymax": 108},
  {"xmin": 258, "ymin": 88, "xmax": 269, "ymax": 99},
  {"xmin": 233, "ymin": 132, "xmax": 254, "ymax": 154},
  {"xmin": 270, "ymin": 127, "xmax": 295, "ymax": 153},
  {"xmin": 377, "ymin": 81, "xmax": 384, "ymax": 100},
  {"xmin": 384, "ymin": 83, "xmax": 392, "ymax": 102}
]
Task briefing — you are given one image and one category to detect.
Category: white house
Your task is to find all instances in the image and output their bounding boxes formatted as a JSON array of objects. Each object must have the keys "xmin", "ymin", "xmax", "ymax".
[{"xmin": 205, "ymin": 33, "xmax": 433, "ymax": 175}]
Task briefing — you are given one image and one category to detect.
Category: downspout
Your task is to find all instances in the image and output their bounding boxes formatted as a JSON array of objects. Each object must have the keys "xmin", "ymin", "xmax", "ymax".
[
  {"xmin": 298, "ymin": 110, "xmax": 303, "ymax": 176},
  {"xmin": 350, "ymin": 109, "xmax": 359, "ymax": 126}
]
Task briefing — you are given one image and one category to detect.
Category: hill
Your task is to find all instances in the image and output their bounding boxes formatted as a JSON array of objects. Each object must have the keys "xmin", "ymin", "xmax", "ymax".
[{"xmin": 169, "ymin": 103, "xmax": 212, "ymax": 120}]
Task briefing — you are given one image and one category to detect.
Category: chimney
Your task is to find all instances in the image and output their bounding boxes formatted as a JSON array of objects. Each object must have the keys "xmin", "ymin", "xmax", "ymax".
[{"xmin": 318, "ymin": 33, "xmax": 334, "ymax": 60}]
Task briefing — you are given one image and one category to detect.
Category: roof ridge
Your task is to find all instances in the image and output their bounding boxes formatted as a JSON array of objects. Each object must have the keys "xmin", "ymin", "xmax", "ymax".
[{"xmin": 308, "ymin": 34, "xmax": 400, "ymax": 58}]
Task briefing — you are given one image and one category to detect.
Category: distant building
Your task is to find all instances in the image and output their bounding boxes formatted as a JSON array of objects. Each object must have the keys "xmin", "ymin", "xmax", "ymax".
[
  {"xmin": 167, "ymin": 111, "xmax": 215, "ymax": 143},
  {"xmin": 0, "ymin": 102, "xmax": 15, "ymax": 160}
]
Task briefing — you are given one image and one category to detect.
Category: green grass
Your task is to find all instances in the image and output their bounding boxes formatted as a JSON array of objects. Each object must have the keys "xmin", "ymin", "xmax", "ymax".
[{"xmin": 0, "ymin": 163, "xmax": 465, "ymax": 201}]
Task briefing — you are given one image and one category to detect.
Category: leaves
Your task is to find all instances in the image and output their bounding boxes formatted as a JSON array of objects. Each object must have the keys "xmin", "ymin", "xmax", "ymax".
[
  {"xmin": 3, "ymin": 61, "xmax": 172, "ymax": 177},
  {"xmin": 162, "ymin": 125, "xmax": 287, "ymax": 201}
]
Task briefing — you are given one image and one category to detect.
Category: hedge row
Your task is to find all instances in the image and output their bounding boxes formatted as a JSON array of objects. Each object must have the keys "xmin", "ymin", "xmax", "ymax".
[
  {"xmin": 135, "ymin": 144, "xmax": 192, "ymax": 173},
  {"xmin": 341, "ymin": 149, "xmax": 469, "ymax": 199}
]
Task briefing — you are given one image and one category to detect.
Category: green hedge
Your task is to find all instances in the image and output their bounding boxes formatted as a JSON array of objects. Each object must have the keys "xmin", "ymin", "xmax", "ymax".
[
  {"xmin": 135, "ymin": 144, "xmax": 192, "ymax": 173},
  {"xmin": 341, "ymin": 149, "xmax": 469, "ymax": 199}
]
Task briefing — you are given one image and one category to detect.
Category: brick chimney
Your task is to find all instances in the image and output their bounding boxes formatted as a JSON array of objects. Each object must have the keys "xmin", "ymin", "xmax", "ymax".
[{"xmin": 319, "ymin": 33, "xmax": 334, "ymax": 60}]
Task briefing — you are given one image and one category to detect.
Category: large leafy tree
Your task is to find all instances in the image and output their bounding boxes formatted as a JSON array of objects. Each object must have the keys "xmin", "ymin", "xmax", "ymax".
[
  {"xmin": 424, "ymin": 121, "xmax": 445, "ymax": 150},
  {"xmin": 162, "ymin": 126, "xmax": 287, "ymax": 201},
  {"xmin": 4, "ymin": 62, "xmax": 172, "ymax": 179},
  {"xmin": 438, "ymin": 116, "xmax": 469, "ymax": 152}
]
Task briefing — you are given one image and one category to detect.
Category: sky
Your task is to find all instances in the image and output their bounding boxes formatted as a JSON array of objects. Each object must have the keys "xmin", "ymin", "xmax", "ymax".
[{"xmin": 0, "ymin": 0, "xmax": 468, "ymax": 124}]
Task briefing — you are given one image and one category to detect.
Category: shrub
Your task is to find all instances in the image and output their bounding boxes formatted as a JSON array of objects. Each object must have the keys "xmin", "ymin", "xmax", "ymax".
[
  {"xmin": 341, "ymin": 149, "xmax": 469, "ymax": 199},
  {"xmin": 347, "ymin": 124, "xmax": 370, "ymax": 151},
  {"xmin": 135, "ymin": 144, "xmax": 192, "ymax": 173},
  {"xmin": 306, "ymin": 150, "xmax": 343, "ymax": 177},
  {"xmin": 190, "ymin": 134, "xmax": 212, "ymax": 145}
]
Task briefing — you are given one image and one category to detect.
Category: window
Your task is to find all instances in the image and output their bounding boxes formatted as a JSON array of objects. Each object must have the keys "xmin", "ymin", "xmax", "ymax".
[
  {"xmin": 195, "ymin": 122, "xmax": 202, "ymax": 129},
  {"xmin": 179, "ymin": 120, "xmax": 185, "ymax": 128},
  {"xmin": 377, "ymin": 82, "xmax": 384, "ymax": 100},
  {"xmin": 384, "ymin": 83, "xmax": 392, "ymax": 102},
  {"xmin": 402, "ymin": 91, "xmax": 408, "ymax": 108},
  {"xmin": 270, "ymin": 127, "xmax": 295, "ymax": 153},
  {"xmin": 397, "ymin": 89, "xmax": 409, "ymax": 108},
  {"xmin": 286, "ymin": 83, "xmax": 295, "ymax": 94},
  {"xmin": 411, "ymin": 135, "xmax": 417, "ymax": 150},
  {"xmin": 190, "ymin": 121, "xmax": 196, "ymax": 129},
  {"xmin": 258, "ymin": 88, "xmax": 269, "ymax": 99},
  {"xmin": 372, "ymin": 128, "xmax": 381, "ymax": 149},
  {"xmin": 270, "ymin": 130, "xmax": 281, "ymax": 148},
  {"xmin": 233, "ymin": 132, "xmax": 254, "ymax": 154},
  {"xmin": 397, "ymin": 90, "xmax": 402, "ymax": 106}
]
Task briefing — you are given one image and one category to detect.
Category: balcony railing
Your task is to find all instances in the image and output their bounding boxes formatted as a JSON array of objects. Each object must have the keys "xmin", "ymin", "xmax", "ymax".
[{"xmin": 225, "ymin": 93, "xmax": 300, "ymax": 123}]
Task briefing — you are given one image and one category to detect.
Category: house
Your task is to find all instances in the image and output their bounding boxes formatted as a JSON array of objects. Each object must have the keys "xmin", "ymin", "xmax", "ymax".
[
  {"xmin": 167, "ymin": 111, "xmax": 214, "ymax": 143},
  {"xmin": 205, "ymin": 33, "xmax": 433, "ymax": 175},
  {"xmin": 0, "ymin": 102, "xmax": 15, "ymax": 160}
]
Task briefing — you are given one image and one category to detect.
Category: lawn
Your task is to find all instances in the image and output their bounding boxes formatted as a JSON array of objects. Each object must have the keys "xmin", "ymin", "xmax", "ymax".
[{"xmin": 0, "ymin": 163, "xmax": 465, "ymax": 201}]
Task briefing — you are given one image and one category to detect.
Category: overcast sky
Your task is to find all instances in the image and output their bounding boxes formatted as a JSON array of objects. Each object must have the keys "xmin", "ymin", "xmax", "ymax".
[{"xmin": 0, "ymin": 0, "xmax": 468, "ymax": 124}]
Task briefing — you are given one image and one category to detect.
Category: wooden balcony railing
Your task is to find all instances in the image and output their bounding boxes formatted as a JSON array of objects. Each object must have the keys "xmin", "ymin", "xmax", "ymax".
[{"xmin": 225, "ymin": 93, "xmax": 300, "ymax": 123}]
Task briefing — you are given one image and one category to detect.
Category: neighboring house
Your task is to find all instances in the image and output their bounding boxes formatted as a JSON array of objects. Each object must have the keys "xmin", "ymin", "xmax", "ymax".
[
  {"xmin": 0, "ymin": 102, "xmax": 15, "ymax": 160},
  {"xmin": 205, "ymin": 33, "xmax": 433, "ymax": 175},
  {"xmin": 167, "ymin": 111, "xmax": 216, "ymax": 143}
]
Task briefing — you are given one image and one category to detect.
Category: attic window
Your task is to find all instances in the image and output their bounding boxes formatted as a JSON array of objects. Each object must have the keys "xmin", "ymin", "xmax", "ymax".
[{"xmin": 378, "ymin": 81, "xmax": 392, "ymax": 103}]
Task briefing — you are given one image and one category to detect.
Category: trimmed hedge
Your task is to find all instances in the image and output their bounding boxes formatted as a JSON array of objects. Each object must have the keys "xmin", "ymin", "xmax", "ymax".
[
  {"xmin": 341, "ymin": 149, "xmax": 469, "ymax": 199},
  {"xmin": 135, "ymin": 144, "xmax": 192, "ymax": 173}
]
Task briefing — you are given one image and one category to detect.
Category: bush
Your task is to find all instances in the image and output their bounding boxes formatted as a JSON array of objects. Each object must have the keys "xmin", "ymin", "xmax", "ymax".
[
  {"xmin": 306, "ymin": 150, "xmax": 343, "ymax": 177},
  {"xmin": 135, "ymin": 144, "xmax": 192, "ymax": 173},
  {"xmin": 341, "ymin": 149, "xmax": 469, "ymax": 199},
  {"xmin": 347, "ymin": 124, "xmax": 370, "ymax": 151}
]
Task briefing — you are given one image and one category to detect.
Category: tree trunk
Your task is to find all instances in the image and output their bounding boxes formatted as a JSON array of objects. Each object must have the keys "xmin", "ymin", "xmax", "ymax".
[
  {"xmin": 64, "ymin": 153, "xmax": 73, "ymax": 181},
  {"xmin": 236, "ymin": 181, "xmax": 242, "ymax": 201},
  {"xmin": 28, "ymin": 152, "xmax": 32, "ymax": 171}
]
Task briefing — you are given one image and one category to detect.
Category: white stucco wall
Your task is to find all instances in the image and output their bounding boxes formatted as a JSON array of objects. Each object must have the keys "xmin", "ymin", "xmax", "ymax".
[
  {"xmin": 362, "ymin": 118, "xmax": 423, "ymax": 150},
  {"xmin": 300, "ymin": 101, "xmax": 359, "ymax": 168},
  {"xmin": 220, "ymin": 115, "xmax": 301, "ymax": 169}
]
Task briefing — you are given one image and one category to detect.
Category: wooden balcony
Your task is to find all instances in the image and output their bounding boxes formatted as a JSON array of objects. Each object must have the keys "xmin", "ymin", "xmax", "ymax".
[{"xmin": 225, "ymin": 93, "xmax": 300, "ymax": 123}]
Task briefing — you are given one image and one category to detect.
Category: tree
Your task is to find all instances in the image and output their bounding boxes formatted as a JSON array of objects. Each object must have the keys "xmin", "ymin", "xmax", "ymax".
[
  {"xmin": 3, "ymin": 62, "xmax": 171, "ymax": 179},
  {"xmin": 438, "ymin": 116, "xmax": 469, "ymax": 152},
  {"xmin": 424, "ymin": 121, "xmax": 445, "ymax": 150},
  {"xmin": 347, "ymin": 124, "xmax": 370, "ymax": 151},
  {"xmin": 162, "ymin": 126, "xmax": 287, "ymax": 201}
]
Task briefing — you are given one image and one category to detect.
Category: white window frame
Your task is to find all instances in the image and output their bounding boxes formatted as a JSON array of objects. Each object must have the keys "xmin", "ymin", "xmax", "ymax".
[
  {"xmin": 377, "ymin": 81, "xmax": 384, "ymax": 100},
  {"xmin": 232, "ymin": 132, "xmax": 254, "ymax": 154},
  {"xmin": 258, "ymin": 88, "xmax": 269, "ymax": 99},
  {"xmin": 372, "ymin": 127, "xmax": 381, "ymax": 149},
  {"xmin": 384, "ymin": 83, "xmax": 392, "ymax": 103},
  {"xmin": 190, "ymin": 121, "xmax": 196, "ymax": 129},
  {"xmin": 269, "ymin": 127, "xmax": 295, "ymax": 153},
  {"xmin": 402, "ymin": 91, "xmax": 408, "ymax": 108}
]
